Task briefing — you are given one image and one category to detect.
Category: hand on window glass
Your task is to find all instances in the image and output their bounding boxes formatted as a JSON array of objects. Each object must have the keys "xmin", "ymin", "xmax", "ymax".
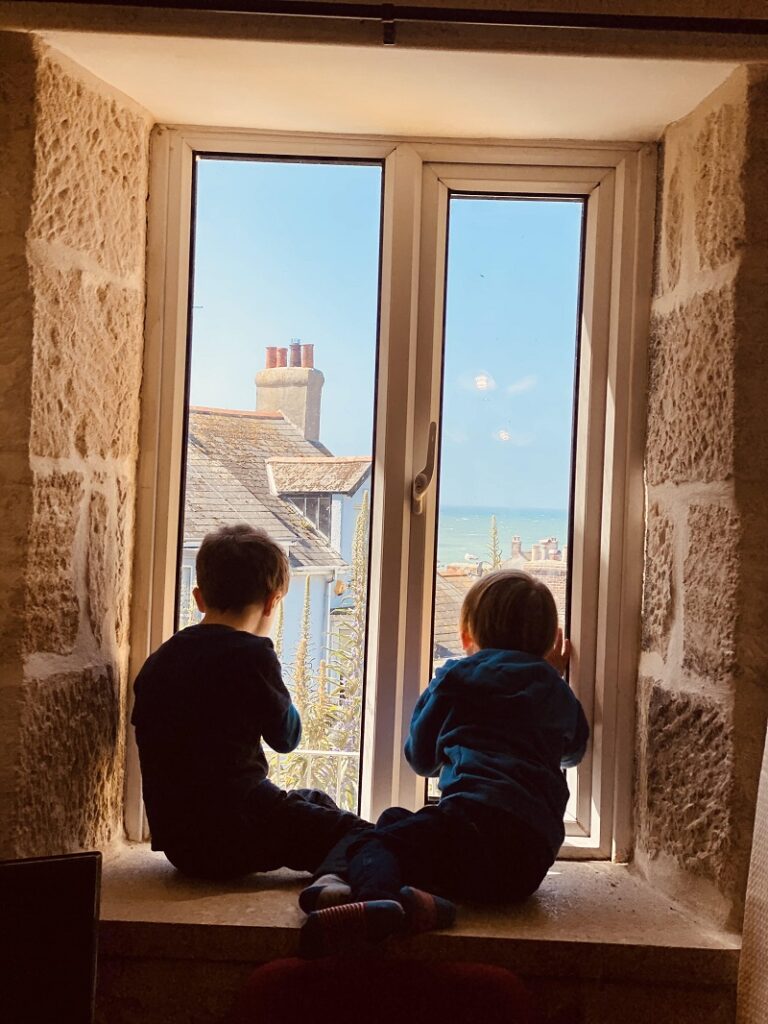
[{"xmin": 546, "ymin": 627, "xmax": 571, "ymax": 677}]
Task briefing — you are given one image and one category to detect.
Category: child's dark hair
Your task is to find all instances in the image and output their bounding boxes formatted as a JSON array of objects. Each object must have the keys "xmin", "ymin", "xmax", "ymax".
[
  {"xmin": 460, "ymin": 569, "xmax": 558, "ymax": 657},
  {"xmin": 195, "ymin": 525, "xmax": 289, "ymax": 612}
]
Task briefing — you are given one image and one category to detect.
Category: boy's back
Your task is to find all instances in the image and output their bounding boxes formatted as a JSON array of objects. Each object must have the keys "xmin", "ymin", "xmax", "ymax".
[
  {"xmin": 132, "ymin": 623, "xmax": 300, "ymax": 852},
  {"xmin": 406, "ymin": 648, "xmax": 588, "ymax": 857},
  {"xmin": 131, "ymin": 524, "xmax": 369, "ymax": 882}
]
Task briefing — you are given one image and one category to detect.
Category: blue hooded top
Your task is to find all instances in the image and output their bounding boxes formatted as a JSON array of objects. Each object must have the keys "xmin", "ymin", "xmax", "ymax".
[{"xmin": 404, "ymin": 649, "xmax": 589, "ymax": 857}]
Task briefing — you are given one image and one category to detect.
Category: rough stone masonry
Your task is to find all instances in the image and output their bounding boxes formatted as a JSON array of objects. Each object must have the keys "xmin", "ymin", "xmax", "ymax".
[
  {"xmin": 637, "ymin": 65, "xmax": 768, "ymax": 930},
  {"xmin": 0, "ymin": 32, "xmax": 151, "ymax": 857}
]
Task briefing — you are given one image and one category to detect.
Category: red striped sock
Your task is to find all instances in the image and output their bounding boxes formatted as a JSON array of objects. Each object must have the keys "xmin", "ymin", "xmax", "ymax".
[
  {"xmin": 399, "ymin": 886, "xmax": 457, "ymax": 934},
  {"xmin": 299, "ymin": 900, "xmax": 405, "ymax": 959}
]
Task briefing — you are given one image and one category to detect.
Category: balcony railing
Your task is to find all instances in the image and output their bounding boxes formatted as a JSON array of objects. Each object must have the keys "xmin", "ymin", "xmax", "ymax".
[{"xmin": 266, "ymin": 748, "xmax": 360, "ymax": 811}]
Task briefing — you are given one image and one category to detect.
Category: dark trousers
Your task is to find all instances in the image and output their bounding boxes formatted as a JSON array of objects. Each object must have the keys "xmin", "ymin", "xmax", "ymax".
[
  {"xmin": 164, "ymin": 781, "xmax": 372, "ymax": 880},
  {"xmin": 317, "ymin": 800, "xmax": 553, "ymax": 904}
]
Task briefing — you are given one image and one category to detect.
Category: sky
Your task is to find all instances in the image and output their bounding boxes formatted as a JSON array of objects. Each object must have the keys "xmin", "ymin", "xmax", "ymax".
[{"xmin": 189, "ymin": 157, "xmax": 583, "ymax": 510}]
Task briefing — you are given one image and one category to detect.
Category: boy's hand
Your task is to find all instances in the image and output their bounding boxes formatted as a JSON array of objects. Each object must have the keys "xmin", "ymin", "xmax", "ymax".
[{"xmin": 546, "ymin": 628, "xmax": 571, "ymax": 677}]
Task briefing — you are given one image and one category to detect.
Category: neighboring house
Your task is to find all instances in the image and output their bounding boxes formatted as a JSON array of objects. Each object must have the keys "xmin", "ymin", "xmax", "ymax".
[
  {"xmin": 433, "ymin": 568, "xmax": 480, "ymax": 662},
  {"xmin": 179, "ymin": 344, "xmax": 371, "ymax": 671},
  {"xmin": 502, "ymin": 534, "xmax": 568, "ymax": 623},
  {"xmin": 433, "ymin": 531, "xmax": 570, "ymax": 664}
]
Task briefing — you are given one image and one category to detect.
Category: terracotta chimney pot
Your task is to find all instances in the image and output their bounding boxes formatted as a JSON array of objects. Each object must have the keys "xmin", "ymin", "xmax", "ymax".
[
  {"xmin": 301, "ymin": 344, "xmax": 314, "ymax": 368},
  {"xmin": 266, "ymin": 346, "xmax": 278, "ymax": 369},
  {"xmin": 277, "ymin": 347, "xmax": 288, "ymax": 367}
]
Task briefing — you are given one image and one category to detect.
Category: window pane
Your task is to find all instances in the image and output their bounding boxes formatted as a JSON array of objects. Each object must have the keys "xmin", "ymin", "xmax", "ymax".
[
  {"xmin": 433, "ymin": 196, "xmax": 583, "ymax": 662},
  {"xmin": 178, "ymin": 158, "xmax": 382, "ymax": 811}
]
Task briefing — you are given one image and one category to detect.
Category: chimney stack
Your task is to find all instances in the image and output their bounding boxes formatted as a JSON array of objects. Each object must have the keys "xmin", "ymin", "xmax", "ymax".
[
  {"xmin": 255, "ymin": 341, "xmax": 325, "ymax": 441},
  {"xmin": 510, "ymin": 535, "xmax": 522, "ymax": 557}
]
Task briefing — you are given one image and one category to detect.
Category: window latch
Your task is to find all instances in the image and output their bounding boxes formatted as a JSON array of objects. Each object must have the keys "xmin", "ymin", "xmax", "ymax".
[{"xmin": 412, "ymin": 421, "xmax": 437, "ymax": 515}]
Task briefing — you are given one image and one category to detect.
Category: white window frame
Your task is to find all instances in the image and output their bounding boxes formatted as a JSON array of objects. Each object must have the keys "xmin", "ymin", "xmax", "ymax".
[{"xmin": 126, "ymin": 127, "xmax": 655, "ymax": 860}]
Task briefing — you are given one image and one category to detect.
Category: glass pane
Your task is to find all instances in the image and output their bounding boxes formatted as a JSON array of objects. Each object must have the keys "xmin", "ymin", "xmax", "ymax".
[
  {"xmin": 430, "ymin": 195, "xmax": 583, "ymax": 808},
  {"xmin": 178, "ymin": 158, "xmax": 382, "ymax": 811},
  {"xmin": 433, "ymin": 195, "xmax": 582, "ymax": 662}
]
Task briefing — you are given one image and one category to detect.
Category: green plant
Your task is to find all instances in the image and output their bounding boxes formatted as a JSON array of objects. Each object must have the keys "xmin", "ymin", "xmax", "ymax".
[{"xmin": 489, "ymin": 513, "xmax": 502, "ymax": 569}]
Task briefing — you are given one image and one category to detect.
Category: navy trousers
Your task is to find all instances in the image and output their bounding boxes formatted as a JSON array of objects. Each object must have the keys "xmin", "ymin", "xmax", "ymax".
[{"xmin": 317, "ymin": 800, "xmax": 553, "ymax": 904}]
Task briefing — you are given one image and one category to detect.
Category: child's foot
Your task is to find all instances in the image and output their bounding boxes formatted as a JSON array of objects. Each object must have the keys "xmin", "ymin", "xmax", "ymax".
[
  {"xmin": 399, "ymin": 885, "xmax": 457, "ymax": 934},
  {"xmin": 299, "ymin": 873, "xmax": 352, "ymax": 913},
  {"xmin": 299, "ymin": 899, "xmax": 405, "ymax": 958}
]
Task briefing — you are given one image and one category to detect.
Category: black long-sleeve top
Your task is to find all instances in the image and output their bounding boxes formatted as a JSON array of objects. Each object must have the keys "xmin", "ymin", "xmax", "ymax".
[{"xmin": 131, "ymin": 624, "xmax": 301, "ymax": 850}]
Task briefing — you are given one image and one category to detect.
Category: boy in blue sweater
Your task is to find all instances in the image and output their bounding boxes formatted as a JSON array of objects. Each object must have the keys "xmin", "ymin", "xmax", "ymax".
[
  {"xmin": 299, "ymin": 569, "xmax": 589, "ymax": 955},
  {"xmin": 132, "ymin": 524, "xmax": 370, "ymax": 880}
]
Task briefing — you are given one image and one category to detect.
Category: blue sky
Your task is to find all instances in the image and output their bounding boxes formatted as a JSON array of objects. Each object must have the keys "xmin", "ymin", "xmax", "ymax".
[
  {"xmin": 440, "ymin": 197, "xmax": 582, "ymax": 508},
  {"xmin": 189, "ymin": 158, "xmax": 582, "ymax": 509}
]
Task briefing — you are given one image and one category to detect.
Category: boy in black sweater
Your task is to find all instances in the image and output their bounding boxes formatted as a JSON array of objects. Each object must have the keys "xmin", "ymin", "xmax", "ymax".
[{"xmin": 131, "ymin": 524, "xmax": 369, "ymax": 880}]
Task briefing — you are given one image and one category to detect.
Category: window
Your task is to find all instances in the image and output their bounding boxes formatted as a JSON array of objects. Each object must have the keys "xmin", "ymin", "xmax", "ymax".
[
  {"xmin": 127, "ymin": 130, "xmax": 654, "ymax": 858},
  {"xmin": 174, "ymin": 157, "xmax": 380, "ymax": 811}
]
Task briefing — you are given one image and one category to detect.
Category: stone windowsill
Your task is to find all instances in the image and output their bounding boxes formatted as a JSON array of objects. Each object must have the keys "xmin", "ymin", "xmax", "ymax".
[{"xmin": 99, "ymin": 842, "xmax": 739, "ymax": 988}]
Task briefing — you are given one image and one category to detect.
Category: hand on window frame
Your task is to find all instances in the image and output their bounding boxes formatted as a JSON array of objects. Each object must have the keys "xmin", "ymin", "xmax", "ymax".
[{"xmin": 546, "ymin": 627, "xmax": 571, "ymax": 678}]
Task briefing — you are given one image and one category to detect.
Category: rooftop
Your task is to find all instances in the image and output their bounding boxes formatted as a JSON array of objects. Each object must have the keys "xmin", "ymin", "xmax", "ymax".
[
  {"xmin": 267, "ymin": 456, "xmax": 370, "ymax": 497},
  {"xmin": 184, "ymin": 407, "xmax": 346, "ymax": 569}
]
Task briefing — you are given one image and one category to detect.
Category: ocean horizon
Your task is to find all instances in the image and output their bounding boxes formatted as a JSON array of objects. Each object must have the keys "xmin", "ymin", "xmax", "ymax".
[{"xmin": 437, "ymin": 505, "xmax": 569, "ymax": 566}]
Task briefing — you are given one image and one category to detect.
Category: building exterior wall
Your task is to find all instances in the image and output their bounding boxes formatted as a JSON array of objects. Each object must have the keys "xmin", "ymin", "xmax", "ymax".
[
  {"xmin": 0, "ymin": 32, "xmax": 151, "ymax": 858},
  {"xmin": 637, "ymin": 65, "xmax": 768, "ymax": 929}
]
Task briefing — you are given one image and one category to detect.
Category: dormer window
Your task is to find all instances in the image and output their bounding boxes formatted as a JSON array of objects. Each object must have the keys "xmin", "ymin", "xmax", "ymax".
[{"xmin": 286, "ymin": 494, "xmax": 332, "ymax": 540}]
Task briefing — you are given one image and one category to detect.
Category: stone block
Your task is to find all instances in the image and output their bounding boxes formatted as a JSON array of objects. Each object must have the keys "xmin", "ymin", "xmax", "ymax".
[
  {"xmin": 683, "ymin": 503, "xmax": 738, "ymax": 683},
  {"xmin": 0, "ymin": 253, "xmax": 33, "ymax": 453},
  {"xmin": 733, "ymin": 268, "xmax": 768, "ymax": 496},
  {"xmin": 87, "ymin": 480, "xmax": 133, "ymax": 651},
  {"xmin": 29, "ymin": 261, "xmax": 144, "ymax": 460},
  {"xmin": 636, "ymin": 679, "xmax": 737, "ymax": 894},
  {"xmin": 30, "ymin": 55, "xmax": 149, "ymax": 278},
  {"xmin": 744, "ymin": 68, "xmax": 768, "ymax": 249},
  {"xmin": 0, "ymin": 37, "xmax": 36, "ymax": 229},
  {"xmin": 641, "ymin": 503, "xmax": 674, "ymax": 658},
  {"xmin": 0, "ymin": 469, "xmax": 32, "ymax": 660},
  {"xmin": 645, "ymin": 287, "xmax": 735, "ymax": 486},
  {"xmin": 87, "ymin": 490, "xmax": 109, "ymax": 648},
  {"xmin": 114, "ymin": 475, "xmax": 133, "ymax": 648},
  {"xmin": 693, "ymin": 101, "xmax": 746, "ymax": 272},
  {"xmin": 661, "ymin": 162, "xmax": 683, "ymax": 294},
  {"xmin": 23, "ymin": 470, "xmax": 82, "ymax": 656},
  {"xmin": 14, "ymin": 666, "xmax": 123, "ymax": 855}
]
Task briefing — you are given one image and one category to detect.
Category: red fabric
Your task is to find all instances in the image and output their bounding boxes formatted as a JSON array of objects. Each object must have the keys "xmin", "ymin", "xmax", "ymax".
[{"xmin": 227, "ymin": 956, "xmax": 542, "ymax": 1024}]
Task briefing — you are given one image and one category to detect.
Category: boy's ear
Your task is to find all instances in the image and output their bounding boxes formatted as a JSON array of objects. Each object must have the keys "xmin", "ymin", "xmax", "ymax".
[
  {"xmin": 460, "ymin": 628, "xmax": 477, "ymax": 654},
  {"xmin": 262, "ymin": 590, "xmax": 282, "ymax": 617},
  {"xmin": 192, "ymin": 586, "xmax": 206, "ymax": 614}
]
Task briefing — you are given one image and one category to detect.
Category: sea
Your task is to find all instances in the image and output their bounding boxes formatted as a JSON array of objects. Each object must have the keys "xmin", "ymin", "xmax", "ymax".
[{"xmin": 437, "ymin": 506, "xmax": 569, "ymax": 566}]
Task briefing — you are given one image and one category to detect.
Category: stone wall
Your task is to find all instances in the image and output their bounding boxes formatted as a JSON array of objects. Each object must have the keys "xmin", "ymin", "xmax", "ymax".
[
  {"xmin": 0, "ymin": 33, "xmax": 151, "ymax": 857},
  {"xmin": 637, "ymin": 66, "xmax": 768, "ymax": 929}
]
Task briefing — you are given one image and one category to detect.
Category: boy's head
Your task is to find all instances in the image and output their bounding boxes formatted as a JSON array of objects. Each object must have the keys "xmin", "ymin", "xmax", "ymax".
[
  {"xmin": 195, "ymin": 524, "xmax": 289, "ymax": 613},
  {"xmin": 459, "ymin": 569, "xmax": 558, "ymax": 657}
]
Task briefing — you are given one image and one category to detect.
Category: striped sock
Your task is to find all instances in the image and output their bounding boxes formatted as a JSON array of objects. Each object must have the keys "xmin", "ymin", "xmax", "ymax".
[
  {"xmin": 299, "ymin": 899, "xmax": 405, "ymax": 959},
  {"xmin": 299, "ymin": 874, "xmax": 353, "ymax": 913},
  {"xmin": 399, "ymin": 886, "xmax": 457, "ymax": 934}
]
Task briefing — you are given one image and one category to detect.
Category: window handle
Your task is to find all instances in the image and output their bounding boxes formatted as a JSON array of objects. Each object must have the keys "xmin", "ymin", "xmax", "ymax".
[{"xmin": 412, "ymin": 421, "xmax": 437, "ymax": 515}]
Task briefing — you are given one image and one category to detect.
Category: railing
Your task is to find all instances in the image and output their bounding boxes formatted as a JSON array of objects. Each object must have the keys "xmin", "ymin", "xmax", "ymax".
[{"xmin": 266, "ymin": 748, "xmax": 361, "ymax": 810}]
